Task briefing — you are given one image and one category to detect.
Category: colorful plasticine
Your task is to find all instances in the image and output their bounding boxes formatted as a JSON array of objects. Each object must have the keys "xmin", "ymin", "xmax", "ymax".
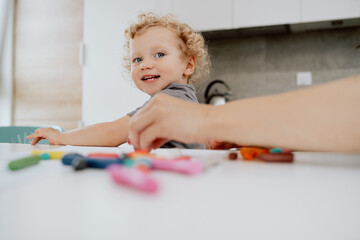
[
  {"xmin": 240, "ymin": 147, "xmax": 270, "ymax": 160},
  {"xmin": 107, "ymin": 164, "xmax": 158, "ymax": 193},
  {"xmin": 122, "ymin": 157, "xmax": 152, "ymax": 172},
  {"xmin": 8, "ymin": 155, "xmax": 42, "ymax": 171},
  {"xmin": 257, "ymin": 153, "xmax": 294, "ymax": 162},
  {"xmin": 61, "ymin": 153, "xmax": 124, "ymax": 170},
  {"xmin": 87, "ymin": 152, "xmax": 120, "ymax": 159},
  {"xmin": 10, "ymin": 149, "xmax": 207, "ymax": 193},
  {"xmin": 269, "ymin": 148, "xmax": 283, "ymax": 153},
  {"xmin": 150, "ymin": 157, "xmax": 203, "ymax": 175},
  {"xmin": 31, "ymin": 150, "xmax": 65, "ymax": 159},
  {"xmin": 239, "ymin": 147, "xmax": 294, "ymax": 163}
]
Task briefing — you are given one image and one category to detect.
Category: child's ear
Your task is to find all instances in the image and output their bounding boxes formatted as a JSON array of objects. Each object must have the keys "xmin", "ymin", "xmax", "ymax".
[{"xmin": 184, "ymin": 56, "xmax": 196, "ymax": 77}]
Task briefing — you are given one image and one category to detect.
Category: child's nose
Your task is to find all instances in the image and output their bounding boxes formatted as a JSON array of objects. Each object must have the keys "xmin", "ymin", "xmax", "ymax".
[{"xmin": 140, "ymin": 60, "xmax": 153, "ymax": 70}]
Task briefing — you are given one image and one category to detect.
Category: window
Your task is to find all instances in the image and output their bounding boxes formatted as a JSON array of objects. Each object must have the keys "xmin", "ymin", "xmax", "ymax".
[{"xmin": 0, "ymin": 0, "xmax": 13, "ymax": 125}]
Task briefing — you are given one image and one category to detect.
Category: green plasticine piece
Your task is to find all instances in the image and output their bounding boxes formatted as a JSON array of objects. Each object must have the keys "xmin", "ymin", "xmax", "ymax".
[{"xmin": 8, "ymin": 155, "xmax": 42, "ymax": 171}]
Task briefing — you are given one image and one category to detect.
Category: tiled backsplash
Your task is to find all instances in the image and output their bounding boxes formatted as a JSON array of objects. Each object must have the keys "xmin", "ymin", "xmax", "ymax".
[{"xmin": 196, "ymin": 27, "xmax": 360, "ymax": 103}]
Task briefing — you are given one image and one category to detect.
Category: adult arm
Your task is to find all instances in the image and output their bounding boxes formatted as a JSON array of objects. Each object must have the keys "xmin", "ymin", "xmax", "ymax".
[{"xmin": 129, "ymin": 75, "xmax": 360, "ymax": 152}]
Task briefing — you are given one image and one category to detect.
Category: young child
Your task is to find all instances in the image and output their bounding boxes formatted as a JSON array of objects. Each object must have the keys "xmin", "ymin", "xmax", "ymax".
[{"xmin": 27, "ymin": 12, "xmax": 210, "ymax": 149}]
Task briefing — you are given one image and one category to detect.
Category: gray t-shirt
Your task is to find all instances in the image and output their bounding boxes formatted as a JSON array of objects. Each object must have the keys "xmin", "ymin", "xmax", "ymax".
[{"xmin": 128, "ymin": 82, "xmax": 205, "ymax": 149}]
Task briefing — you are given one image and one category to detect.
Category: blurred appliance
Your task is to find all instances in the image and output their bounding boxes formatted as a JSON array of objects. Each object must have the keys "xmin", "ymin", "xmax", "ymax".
[{"xmin": 204, "ymin": 80, "xmax": 232, "ymax": 105}]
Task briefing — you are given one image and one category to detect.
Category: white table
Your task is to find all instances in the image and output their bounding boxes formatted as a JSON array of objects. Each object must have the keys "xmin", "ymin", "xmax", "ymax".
[{"xmin": 1, "ymin": 143, "xmax": 360, "ymax": 240}]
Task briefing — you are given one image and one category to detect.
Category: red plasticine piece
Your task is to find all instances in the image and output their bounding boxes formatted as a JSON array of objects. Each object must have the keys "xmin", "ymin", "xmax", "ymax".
[
  {"xmin": 136, "ymin": 164, "xmax": 151, "ymax": 173},
  {"xmin": 257, "ymin": 153, "xmax": 294, "ymax": 163},
  {"xmin": 281, "ymin": 149, "xmax": 293, "ymax": 154},
  {"xmin": 173, "ymin": 156, "xmax": 191, "ymax": 161},
  {"xmin": 228, "ymin": 152, "xmax": 238, "ymax": 160},
  {"xmin": 87, "ymin": 153, "xmax": 119, "ymax": 159}
]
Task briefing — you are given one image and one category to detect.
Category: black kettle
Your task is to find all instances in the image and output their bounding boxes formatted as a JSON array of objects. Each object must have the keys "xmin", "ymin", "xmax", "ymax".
[{"xmin": 204, "ymin": 80, "xmax": 232, "ymax": 105}]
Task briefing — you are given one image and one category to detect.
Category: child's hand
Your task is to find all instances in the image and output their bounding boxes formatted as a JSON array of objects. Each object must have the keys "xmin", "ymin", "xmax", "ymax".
[
  {"xmin": 208, "ymin": 140, "xmax": 242, "ymax": 150},
  {"xmin": 27, "ymin": 128, "xmax": 63, "ymax": 145}
]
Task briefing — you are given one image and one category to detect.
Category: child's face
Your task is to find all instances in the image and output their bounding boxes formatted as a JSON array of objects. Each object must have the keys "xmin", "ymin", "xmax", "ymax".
[{"xmin": 130, "ymin": 26, "xmax": 193, "ymax": 95}]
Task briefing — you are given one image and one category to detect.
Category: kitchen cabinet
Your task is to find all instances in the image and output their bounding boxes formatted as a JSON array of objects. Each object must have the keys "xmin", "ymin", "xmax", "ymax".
[
  {"xmin": 301, "ymin": 0, "xmax": 360, "ymax": 22},
  {"xmin": 171, "ymin": 0, "xmax": 301, "ymax": 30},
  {"xmin": 172, "ymin": 0, "xmax": 360, "ymax": 31},
  {"xmin": 233, "ymin": 0, "xmax": 301, "ymax": 28},
  {"xmin": 172, "ymin": 0, "xmax": 232, "ymax": 31}
]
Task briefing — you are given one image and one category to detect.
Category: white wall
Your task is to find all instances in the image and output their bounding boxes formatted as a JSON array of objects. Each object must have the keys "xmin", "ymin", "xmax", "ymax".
[{"xmin": 82, "ymin": 0, "xmax": 171, "ymax": 126}]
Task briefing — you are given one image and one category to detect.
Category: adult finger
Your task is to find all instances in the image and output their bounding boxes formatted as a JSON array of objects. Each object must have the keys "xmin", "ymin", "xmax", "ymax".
[
  {"xmin": 148, "ymin": 138, "xmax": 169, "ymax": 149},
  {"xmin": 129, "ymin": 106, "xmax": 158, "ymax": 149},
  {"xmin": 138, "ymin": 121, "xmax": 169, "ymax": 149}
]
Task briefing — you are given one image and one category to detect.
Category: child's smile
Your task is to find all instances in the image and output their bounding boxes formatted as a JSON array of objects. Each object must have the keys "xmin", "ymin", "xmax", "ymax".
[{"xmin": 141, "ymin": 74, "xmax": 161, "ymax": 83}]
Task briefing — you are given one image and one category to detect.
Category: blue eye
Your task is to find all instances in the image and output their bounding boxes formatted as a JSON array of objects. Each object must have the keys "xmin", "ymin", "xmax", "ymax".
[
  {"xmin": 155, "ymin": 52, "xmax": 165, "ymax": 58},
  {"xmin": 133, "ymin": 57, "xmax": 142, "ymax": 63}
]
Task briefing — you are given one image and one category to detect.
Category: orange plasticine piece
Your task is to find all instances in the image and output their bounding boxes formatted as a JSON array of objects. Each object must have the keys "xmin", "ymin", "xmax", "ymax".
[{"xmin": 240, "ymin": 147, "xmax": 270, "ymax": 160}]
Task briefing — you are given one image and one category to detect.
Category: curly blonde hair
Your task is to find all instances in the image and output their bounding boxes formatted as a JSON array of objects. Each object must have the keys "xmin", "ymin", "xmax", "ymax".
[{"xmin": 123, "ymin": 12, "xmax": 211, "ymax": 86}]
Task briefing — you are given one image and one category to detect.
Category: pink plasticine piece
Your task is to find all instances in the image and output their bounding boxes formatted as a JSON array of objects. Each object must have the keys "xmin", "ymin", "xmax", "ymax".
[
  {"xmin": 150, "ymin": 158, "xmax": 203, "ymax": 175},
  {"xmin": 107, "ymin": 165, "xmax": 158, "ymax": 193}
]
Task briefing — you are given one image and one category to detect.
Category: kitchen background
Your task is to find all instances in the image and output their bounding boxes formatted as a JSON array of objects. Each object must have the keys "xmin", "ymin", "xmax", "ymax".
[
  {"xmin": 199, "ymin": 26, "xmax": 360, "ymax": 103},
  {"xmin": 0, "ymin": 0, "xmax": 359, "ymax": 131}
]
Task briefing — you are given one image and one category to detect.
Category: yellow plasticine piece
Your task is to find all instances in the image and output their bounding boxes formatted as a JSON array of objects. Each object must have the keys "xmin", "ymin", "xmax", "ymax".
[{"xmin": 31, "ymin": 150, "xmax": 65, "ymax": 159}]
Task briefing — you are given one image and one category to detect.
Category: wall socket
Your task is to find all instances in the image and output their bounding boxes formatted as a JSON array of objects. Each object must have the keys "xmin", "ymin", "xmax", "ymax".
[{"xmin": 296, "ymin": 72, "xmax": 312, "ymax": 86}]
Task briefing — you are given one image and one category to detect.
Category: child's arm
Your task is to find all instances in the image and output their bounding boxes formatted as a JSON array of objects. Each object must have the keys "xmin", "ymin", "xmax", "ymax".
[{"xmin": 27, "ymin": 115, "xmax": 131, "ymax": 147}]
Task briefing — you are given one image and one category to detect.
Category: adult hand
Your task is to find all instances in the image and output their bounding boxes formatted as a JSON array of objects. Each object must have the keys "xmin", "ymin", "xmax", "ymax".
[
  {"xmin": 129, "ymin": 93, "xmax": 211, "ymax": 150},
  {"xmin": 27, "ymin": 128, "xmax": 63, "ymax": 145},
  {"xmin": 208, "ymin": 140, "xmax": 242, "ymax": 150}
]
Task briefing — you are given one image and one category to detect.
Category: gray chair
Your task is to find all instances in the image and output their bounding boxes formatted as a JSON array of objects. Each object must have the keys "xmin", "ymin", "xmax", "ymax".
[{"xmin": 0, "ymin": 126, "xmax": 64, "ymax": 144}]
